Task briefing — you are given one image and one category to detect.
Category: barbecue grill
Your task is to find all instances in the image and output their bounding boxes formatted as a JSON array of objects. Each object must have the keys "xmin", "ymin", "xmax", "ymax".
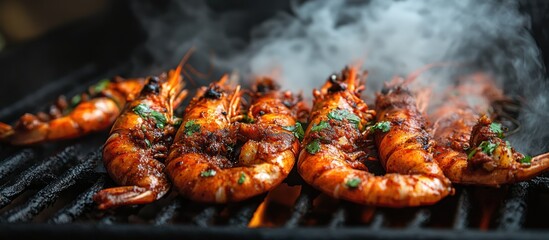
[{"xmin": 1, "ymin": 0, "xmax": 549, "ymax": 239}]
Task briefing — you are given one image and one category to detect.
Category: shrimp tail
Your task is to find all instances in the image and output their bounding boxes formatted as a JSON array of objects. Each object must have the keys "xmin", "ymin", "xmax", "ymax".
[
  {"xmin": 0, "ymin": 122, "xmax": 14, "ymax": 140},
  {"xmin": 516, "ymin": 153, "xmax": 549, "ymax": 180},
  {"xmin": 93, "ymin": 186, "xmax": 156, "ymax": 210}
]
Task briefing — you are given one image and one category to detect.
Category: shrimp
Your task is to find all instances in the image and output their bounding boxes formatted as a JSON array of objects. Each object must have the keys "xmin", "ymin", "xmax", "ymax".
[
  {"xmin": 166, "ymin": 77, "xmax": 304, "ymax": 203},
  {"xmin": 430, "ymin": 74, "xmax": 549, "ymax": 186},
  {"xmin": 0, "ymin": 76, "xmax": 145, "ymax": 145},
  {"xmin": 373, "ymin": 83, "xmax": 453, "ymax": 206},
  {"xmin": 298, "ymin": 67, "xmax": 452, "ymax": 207},
  {"xmin": 93, "ymin": 62, "xmax": 188, "ymax": 209}
]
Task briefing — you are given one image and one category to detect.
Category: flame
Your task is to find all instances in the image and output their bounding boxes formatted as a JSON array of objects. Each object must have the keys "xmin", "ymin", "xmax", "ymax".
[
  {"xmin": 247, "ymin": 183, "xmax": 302, "ymax": 228},
  {"xmin": 248, "ymin": 199, "xmax": 268, "ymax": 228}
]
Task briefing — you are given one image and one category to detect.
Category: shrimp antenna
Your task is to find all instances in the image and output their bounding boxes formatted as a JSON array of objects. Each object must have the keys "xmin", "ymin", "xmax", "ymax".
[
  {"xmin": 346, "ymin": 66, "xmax": 358, "ymax": 92},
  {"xmin": 167, "ymin": 46, "xmax": 196, "ymax": 115},
  {"xmin": 403, "ymin": 62, "xmax": 458, "ymax": 86}
]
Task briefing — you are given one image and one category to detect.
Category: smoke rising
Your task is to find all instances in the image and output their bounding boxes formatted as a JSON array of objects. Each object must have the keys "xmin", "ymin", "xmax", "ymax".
[{"xmin": 131, "ymin": 0, "xmax": 548, "ymax": 154}]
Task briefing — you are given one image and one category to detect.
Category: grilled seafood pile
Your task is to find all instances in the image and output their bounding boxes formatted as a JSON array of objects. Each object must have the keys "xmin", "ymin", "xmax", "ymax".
[
  {"xmin": 165, "ymin": 76, "xmax": 306, "ymax": 203},
  {"xmin": 0, "ymin": 77, "xmax": 145, "ymax": 145},
  {"xmin": 430, "ymin": 74, "xmax": 549, "ymax": 186},
  {"xmin": 298, "ymin": 67, "xmax": 452, "ymax": 207},
  {"xmin": 94, "ymin": 64, "xmax": 187, "ymax": 209},
  {"xmin": 3, "ymin": 58, "xmax": 549, "ymax": 210}
]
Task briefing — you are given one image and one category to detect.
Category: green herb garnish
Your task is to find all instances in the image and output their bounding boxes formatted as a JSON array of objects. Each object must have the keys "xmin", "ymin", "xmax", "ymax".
[
  {"xmin": 238, "ymin": 173, "xmax": 246, "ymax": 185},
  {"xmin": 150, "ymin": 111, "xmax": 167, "ymax": 129},
  {"xmin": 173, "ymin": 117, "xmax": 183, "ymax": 127},
  {"xmin": 370, "ymin": 121, "xmax": 391, "ymax": 133},
  {"xmin": 345, "ymin": 178, "xmax": 361, "ymax": 188},
  {"xmin": 132, "ymin": 104, "xmax": 168, "ymax": 129},
  {"xmin": 328, "ymin": 109, "xmax": 361, "ymax": 128},
  {"xmin": 200, "ymin": 169, "xmax": 216, "ymax": 177},
  {"xmin": 311, "ymin": 121, "xmax": 330, "ymax": 132},
  {"xmin": 468, "ymin": 140, "xmax": 498, "ymax": 160},
  {"xmin": 92, "ymin": 79, "xmax": 110, "ymax": 93},
  {"xmin": 282, "ymin": 122, "xmax": 305, "ymax": 141},
  {"xmin": 490, "ymin": 122, "xmax": 504, "ymax": 138},
  {"xmin": 467, "ymin": 148, "xmax": 477, "ymax": 160},
  {"xmin": 184, "ymin": 120, "xmax": 201, "ymax": 136},
  {"xmin": 242, "ymin": 115, "xmax": 254, "ymax": 123},
  {"xmin": 479, "ymin": 141, "xmax": 498, "ymax": 155},
  {"xmin": 144, "ymin": 139, "xmax": 152, "ymax": 148},
  {"xmin": 70, "ymin": 95, "xmax": 82, "ymax": 107},
  {"xmin": 306, "ymin": 139, "xmax": 321, "ymax": 154},
  {"xmin": 520, "ymin": 155, "xmax": 532, "ymax": 165}
]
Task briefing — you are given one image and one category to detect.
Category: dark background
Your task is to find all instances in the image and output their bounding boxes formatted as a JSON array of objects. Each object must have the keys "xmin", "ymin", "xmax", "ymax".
[{"xmin": 0, "ymin": 0, "xmax": 547, "ymax": 110}]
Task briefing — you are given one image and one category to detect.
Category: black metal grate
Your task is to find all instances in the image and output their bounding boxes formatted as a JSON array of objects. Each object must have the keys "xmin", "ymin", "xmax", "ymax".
[
  {"xmin": 1, "ymin": 141, "xmax": 549, "ymax": 238},
  {"xmin": 0, "ymin": 75, "xmax": 549, "ymax": 238},
  {"xmin": 1, "ymin": 66, "xmax": 549, "ymax": 240},
  {"xmin": 0, "ymin": 0, "xmax": 548, "ymax": 238}
]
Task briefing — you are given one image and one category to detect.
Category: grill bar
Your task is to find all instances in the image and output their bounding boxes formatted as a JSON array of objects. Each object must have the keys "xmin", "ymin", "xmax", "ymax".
[
  {"xmin": 192, "ymin": 205, "xmax": 220, "ymax": 227},
  {"xmin": 6, "ymin": 224, "xmax": 549, "ymax": 240},
  {"xmin": 153, "ymin": 198, "xmax": 183, "ymax": 225},
  {"xmin": 453, "ymin": 189, "xmax": 471, "ymax": 229},
  {"xmin": 369, "ymin": 211, "xmax": 385, "ymax": 229},
  {"xmin": 227, "ymin": 194, "xmax": 267, "ymax": 227},
  {"xmin": 328, "ymin": 207, "xmax": 347, "ymax": 228},
  {"xmin": 407, "ymin": 209, "xmax": 431, "ymax": 229},
  {"xmin": 0, "ymin": 149, "xmax": 98, "ymax": 223},
  {"xmin": 49, "ymin": 175, "xmax": 106, "ymax": 224},
  {"xmin": 529, "ymin": 176, "xmax": 549, "ymax": 191},
  {"xmin": 0, "ymin": 149, "xmax": 35, "ymax": 181},
  {"xmin": 496, "ymin": 182, "xmax": 529, "ymax": 230},
  {"xmin": 284, "ymin": 185, "xmax": 317, "ymax": 228},
  {"xmin": 0, "ymin": 146, "xmax": 77, "ymax": 208}
]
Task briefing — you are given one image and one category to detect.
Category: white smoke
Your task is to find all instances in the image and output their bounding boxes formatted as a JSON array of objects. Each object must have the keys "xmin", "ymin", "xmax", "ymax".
[{"xmin": 130, "ymin": 0, "xmax": 548, "ymax": 154}]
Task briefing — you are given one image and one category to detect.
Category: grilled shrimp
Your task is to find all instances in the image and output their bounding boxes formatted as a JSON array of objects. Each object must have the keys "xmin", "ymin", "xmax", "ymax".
[
  {"xmin": 430, "ymin": 75, "xmax": 549, "ymax": 186},
  {"xmin": 373, "ymin": 84, "xmax": 453, "ymax": 206},
  {"xmin": 166, "ymin": 77, "xmax": 304, "ymax": 203},
  {"xmin": 299, "ymin": 67, "xmax": 447, "ymax": 207},
  {"xmin": 0, "ymin": 77, "xmax": 145, "ymax": 145},
  {"xmin": 93, "ymin": 64, "xmax": 187, "ymax": 209}
]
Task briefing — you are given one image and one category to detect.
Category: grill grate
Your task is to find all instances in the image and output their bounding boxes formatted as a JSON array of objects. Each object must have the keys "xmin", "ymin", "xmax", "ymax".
[
  {"xmin": 0, "ymin": 142, "xmax": 548, "ymax": 238},
  {"xmin": 1, "ymin": 70, "xmax": 549, "ymax": 240}
]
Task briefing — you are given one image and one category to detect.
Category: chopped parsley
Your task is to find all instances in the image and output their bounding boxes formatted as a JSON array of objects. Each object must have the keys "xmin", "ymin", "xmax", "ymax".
[
  {"xmin": 479, "ymin": 141, "xmax": 498, "ymax": 155},
  {"xmin": 144, "ymin": 139, "xmax": 152, "ymax": 148},
  {"xmin": 520, "ymin": 155, "xmax": 532, "ymax": 165},
  {"xmin": 238, "ymin": 173, "xmax": 246, "ymax": 185},
  {"xmin": 490, "ymin": 122, "xmax": 504, "ymax": 138},
  {"xmin": 467, "ymin": 141, "xmax": 498, "ymax": 160},
  {"xmin": 200, "ymin": 169, "xmax": 216, "ymax": 177},
  {"xmin": 370, "ymin": 121, "xmax": 391, "ymax": 133},
  {"xmin": 467, "ymin": 149, "xmax": 477, "ymax": 160},
  {"xmin": 70, "ymin": 95, "xmax": 82, "ymax": 107},
  {"xmin": 173, "ymin": 117, "xmax": 183, "ymax": 127},
  {"xmin": 132, "ymin": 104, "xmax": 168, "ymax": 129},
  {"xmin": 306, "ymin": 139, "xmax": 321, "ymax": 154},
  {"xmin": 282, "ymin": 122, "xmax": 305, "ymax": 141},
  {"xmin": 92, "ymin": 79, "xmax": 110, "ymax": 94},
  {"xmin": 328, "ymin": 109, "xmax": 361, "ymax": 128},
  {"xmin": 242, "ymin": 115, "xmax": 254, "ymax": 123},
  {"xmin": 150, "ymin": 111, "xmax": 167, "ymax": 128},
  {"xmin": 184, "ymin": 120, "xmax": 201, "ymax": 136},
  {"xmin": 311, "ymin": 121, "xmax": 330, "ymax": 132},
  {"xmin": 346, "ymin": 178, "xmax": 361, "ymax": 188}
]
